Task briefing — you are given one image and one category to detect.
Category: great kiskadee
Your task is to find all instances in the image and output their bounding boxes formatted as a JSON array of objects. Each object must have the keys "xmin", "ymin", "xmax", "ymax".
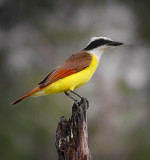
[{"xmin": 11, "ymin": 36, "xmax": 123, "ymax": 105}]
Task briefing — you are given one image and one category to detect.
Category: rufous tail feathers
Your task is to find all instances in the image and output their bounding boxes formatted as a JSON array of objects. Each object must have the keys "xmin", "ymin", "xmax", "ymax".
[{"xmin": 11, "ymin": 86, "xmax": 40, "ymax": 105}]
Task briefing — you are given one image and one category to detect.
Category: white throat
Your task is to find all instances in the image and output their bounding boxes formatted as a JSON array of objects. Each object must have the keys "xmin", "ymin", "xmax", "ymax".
[{"xmin": 88, "ymin": 48, "xmax": 105, "ymax": 61}]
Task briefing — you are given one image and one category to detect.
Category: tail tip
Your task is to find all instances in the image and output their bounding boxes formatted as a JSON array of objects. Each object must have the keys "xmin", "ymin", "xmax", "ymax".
[
  {"xmin": 10, "ymin": 97, "xmax": 24, "ymax": 106},
  {"xmin": 10, "ymin": 101, "xmax": 17, "ymax": 106}
]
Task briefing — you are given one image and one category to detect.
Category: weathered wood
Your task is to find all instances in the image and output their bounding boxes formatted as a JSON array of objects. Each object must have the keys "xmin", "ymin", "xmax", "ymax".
[{"xmin": 55, "ymin": 97, "xmax": 91, "ymax": 160}]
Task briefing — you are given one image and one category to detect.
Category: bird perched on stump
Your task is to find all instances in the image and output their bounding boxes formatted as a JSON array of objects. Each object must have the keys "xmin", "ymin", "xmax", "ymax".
[{"xmin": 11, "ymin": 36, "xmax": 123, "ymax": 105}]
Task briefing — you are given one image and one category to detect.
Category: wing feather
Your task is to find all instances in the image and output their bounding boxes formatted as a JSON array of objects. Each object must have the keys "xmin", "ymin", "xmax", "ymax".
[{"xmin": 39, "ymin": 52, "xmax": 92, "ymax": 88}]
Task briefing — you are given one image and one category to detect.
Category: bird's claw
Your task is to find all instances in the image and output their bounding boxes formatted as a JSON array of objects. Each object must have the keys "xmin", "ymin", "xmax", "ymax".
[{"xmin": 80, "ymin": 97, "xmax": 89, "ymax": 109}]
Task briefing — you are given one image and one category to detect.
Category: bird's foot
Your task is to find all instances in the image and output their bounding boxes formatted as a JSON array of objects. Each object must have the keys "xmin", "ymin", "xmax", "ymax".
[
  {"xmin": 65, "ymin": 91, "xmax": 89, "ymax": 109},
  {"xmin": 73, "ymin": 100, "xmax": 79, "ymax": 107},
  {"xmin": 79, "ymin": 97, "xmax": 89, "ymax": 109}
]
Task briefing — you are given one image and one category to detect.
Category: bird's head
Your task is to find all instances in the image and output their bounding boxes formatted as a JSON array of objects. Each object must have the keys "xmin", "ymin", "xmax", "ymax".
[{"xmin": 83, "ymin": 36, "xmax": 123, "ymax": 52}]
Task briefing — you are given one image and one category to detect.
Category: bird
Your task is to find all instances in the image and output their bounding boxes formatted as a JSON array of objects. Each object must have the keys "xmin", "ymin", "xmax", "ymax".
[{"xmin": 11, "ymin": 36, "xmax": 123, "ymax": 105}]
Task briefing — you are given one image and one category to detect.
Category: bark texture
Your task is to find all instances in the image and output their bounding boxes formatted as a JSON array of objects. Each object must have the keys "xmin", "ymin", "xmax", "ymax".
[{"xmin": 55, "ymin": 98, "xmax": 91, "ymax": 160}]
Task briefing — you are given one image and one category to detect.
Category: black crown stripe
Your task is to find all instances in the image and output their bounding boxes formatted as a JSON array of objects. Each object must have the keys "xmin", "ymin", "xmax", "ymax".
[{"xmin": 83, "ymin": 39, "xmax": 111, "ymax": 51}]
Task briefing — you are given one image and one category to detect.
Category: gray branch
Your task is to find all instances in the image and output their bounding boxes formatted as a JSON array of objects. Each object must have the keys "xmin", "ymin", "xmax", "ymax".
[{"xmin": 55, "ymin": 98, "xmax": 91, "ymax": 160}]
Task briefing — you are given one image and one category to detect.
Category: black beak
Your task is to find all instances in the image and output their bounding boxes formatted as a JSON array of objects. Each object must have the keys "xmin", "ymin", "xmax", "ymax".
[{"xmin": 108, "ymin": 41, "xmax": 123, "ymax": 46}]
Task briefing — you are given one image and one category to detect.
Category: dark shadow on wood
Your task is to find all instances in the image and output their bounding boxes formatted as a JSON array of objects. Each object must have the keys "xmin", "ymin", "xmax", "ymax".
[{"xmin": 55, "ymin": 97, "xmax": 92, "ymax": 160}]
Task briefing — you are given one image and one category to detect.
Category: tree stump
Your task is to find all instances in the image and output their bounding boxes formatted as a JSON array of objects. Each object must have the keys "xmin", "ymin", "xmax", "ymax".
[{"xmin": 55, "ymin": 97, "xmax": 92, "ymax": 160}]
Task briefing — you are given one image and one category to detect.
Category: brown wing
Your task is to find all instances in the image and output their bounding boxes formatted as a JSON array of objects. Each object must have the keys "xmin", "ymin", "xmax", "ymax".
[{"xmin": 39, "ymin": 52, "xmax": 92, "ymax": 89}]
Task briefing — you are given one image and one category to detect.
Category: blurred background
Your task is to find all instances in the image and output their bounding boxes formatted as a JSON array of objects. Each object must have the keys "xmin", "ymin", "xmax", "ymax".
[{"xmin": 0, "ymin": 0, "xmax": 150, "ymax": 160}]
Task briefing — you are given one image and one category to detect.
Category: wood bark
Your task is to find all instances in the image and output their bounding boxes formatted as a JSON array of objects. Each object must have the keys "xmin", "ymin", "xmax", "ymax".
[{"xmin": 55, "ymin": 97, "xmax": 91, "ymax": 160}]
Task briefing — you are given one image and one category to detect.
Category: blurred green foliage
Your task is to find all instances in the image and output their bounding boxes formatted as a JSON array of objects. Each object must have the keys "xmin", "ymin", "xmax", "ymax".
[{"xmin": 120, "ymin": 0, "xmax": 150, "ymax": 40}]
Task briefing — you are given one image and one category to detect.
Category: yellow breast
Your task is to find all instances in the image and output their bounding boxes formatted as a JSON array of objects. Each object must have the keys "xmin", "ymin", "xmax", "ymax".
[{"xmin": 33, "ymin": 54, "xmax": 99, "ymax": 96}]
